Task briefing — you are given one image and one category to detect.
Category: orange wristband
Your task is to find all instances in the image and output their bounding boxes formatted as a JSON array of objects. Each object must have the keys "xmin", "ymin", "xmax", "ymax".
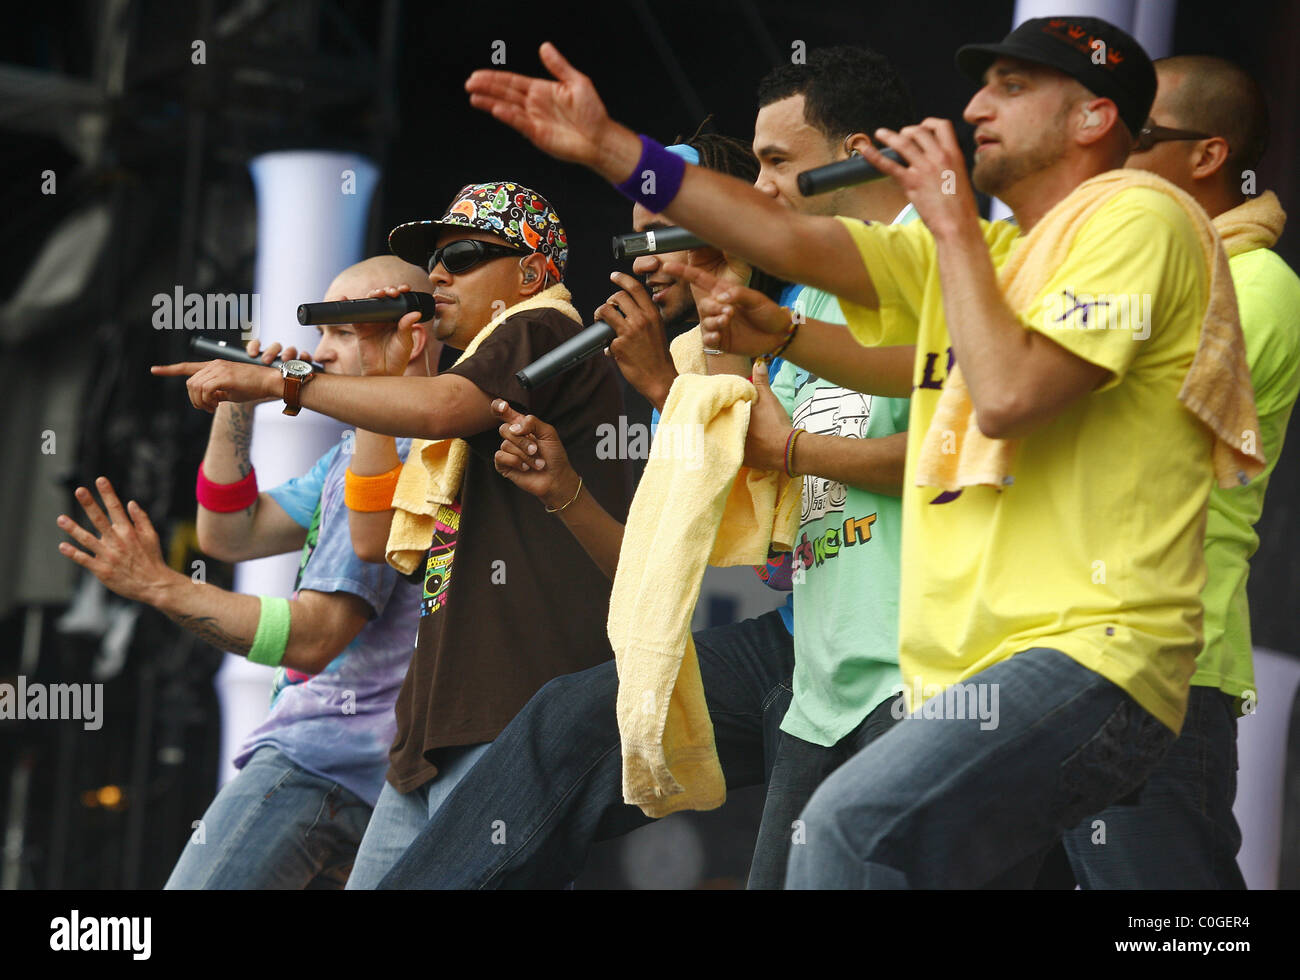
[{"xmin": 344, "ymin": 464, "xmax": 402, "ymax": 512}]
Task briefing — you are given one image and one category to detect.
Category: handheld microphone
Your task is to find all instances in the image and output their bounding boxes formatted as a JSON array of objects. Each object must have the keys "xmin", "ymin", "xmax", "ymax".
[
  {"xmin": 190, "ymin": 336, "xmax": 324, "ymax": 373},
  {"xmin": 797, "ymin": 147, "xmax": 903, "ymax": 197},
  {"xmin": 611, "ymin": 226, "xmax": 707, "ymax": 260},
  {"xmin": 515, "ymin": 321, "xmax": 616, "ymax": 390},
  {"xmin": 297, "ymin": 292, "xmax": 437, "ymax": 326}
]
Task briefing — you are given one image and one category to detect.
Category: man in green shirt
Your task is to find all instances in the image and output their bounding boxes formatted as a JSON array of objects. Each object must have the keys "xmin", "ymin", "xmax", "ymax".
[{"xmin": 1063, "ymin": 54, "xmax": 1300, "ymax": 888}]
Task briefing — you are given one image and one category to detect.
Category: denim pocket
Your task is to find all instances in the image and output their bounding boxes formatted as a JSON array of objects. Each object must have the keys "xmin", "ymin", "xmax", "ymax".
[{"xmin": 1053, "ymin": 697, "xmax": 1175, "ymax": 830}]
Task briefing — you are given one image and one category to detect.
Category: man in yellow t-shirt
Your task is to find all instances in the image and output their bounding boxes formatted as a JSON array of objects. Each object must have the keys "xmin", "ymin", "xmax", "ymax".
[
  {"xmin": 463, "ymin": 16, "xmax": 1248, "ymax": 886},
  {"xmin": 1063, "ymin": 56, "xmax": 1300, "ymax": 889}
]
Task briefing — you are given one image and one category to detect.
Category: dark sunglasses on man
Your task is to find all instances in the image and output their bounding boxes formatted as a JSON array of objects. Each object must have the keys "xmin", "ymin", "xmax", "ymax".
[
  {"xmin": 1132, "ymin": 123, "xmax": 1216, "ymax": 154},
  {"xmin": 426, "ymin": 239, "xmax": 526, "ymax": 276}
]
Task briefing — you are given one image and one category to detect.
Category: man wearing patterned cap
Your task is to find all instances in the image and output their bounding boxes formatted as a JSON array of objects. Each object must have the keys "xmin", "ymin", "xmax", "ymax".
[{"xmin": 156, "ymin": 180, "xmax": 631, "ymax": 887}]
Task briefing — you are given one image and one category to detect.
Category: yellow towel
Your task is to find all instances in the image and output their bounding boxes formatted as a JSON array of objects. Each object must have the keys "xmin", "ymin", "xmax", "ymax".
[
  {"xmin": 1215, "ymin": 190, "xmax": 1284, "ymax": 257},
  {"xmin": 384, "ymin": 284, "xmax": 581, "ymax": 574},
  {"xmin": 668, "ymin": 324, "xmax": 709, "ymax": 377},
  {"xmin": 608, "ymin": 371, "xmax": 800, "ymax": 817},
  {"xmin": 914, "ymin": 170, "xmax": 1266, "ymax": 493}
]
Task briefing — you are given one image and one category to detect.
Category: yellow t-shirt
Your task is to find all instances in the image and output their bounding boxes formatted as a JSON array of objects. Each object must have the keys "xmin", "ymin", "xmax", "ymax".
[{"xmin": 837, "ymin": 186, "xmax": 1212, "ymax": 733}]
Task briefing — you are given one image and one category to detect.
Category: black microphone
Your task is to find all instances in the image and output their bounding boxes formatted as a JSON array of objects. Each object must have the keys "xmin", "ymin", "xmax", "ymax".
[
  {"xmin": 190, "ymin": 336, "xmax": 324, "ymax": 373},
  {"xmin": 797, "ymin": 147, "xmax": 903, "ymax": 197},
  {"xmin": 515, "ymin": 321, "xmax": 615, "ymax": 390},
  {"xmin": 611, "ymin": 226, "xmax": 707, "ymax": 260},
  {"xmin": 296, "ymin": 292, "xmax": 437, "ymax": 326}
]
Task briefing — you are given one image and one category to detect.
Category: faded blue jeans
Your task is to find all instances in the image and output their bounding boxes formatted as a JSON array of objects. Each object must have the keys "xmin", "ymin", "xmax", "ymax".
[
  {"xmin": 164, "ymin": 746, "xmax": 372, "ymax": 889},
  {"xmin": 345, "ymin": 741, "xmax": 492, "ymax": 889},
  {"xmin": 1062, "ymin": 685, "xmax": 1244, "ymax": 888},
  {"xmin": 786, "ymin": 648, "xmax": 1177, "ymax": 888},
  {"xmin": 378, "ymin": 610, "xmax": 795, "ymax": 889}
]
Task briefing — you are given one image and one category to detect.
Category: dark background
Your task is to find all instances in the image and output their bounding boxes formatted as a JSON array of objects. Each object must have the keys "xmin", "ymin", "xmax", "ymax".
[{"xmin": 0, "ymin": 0, "xmax": 1296, "ymax": 890}]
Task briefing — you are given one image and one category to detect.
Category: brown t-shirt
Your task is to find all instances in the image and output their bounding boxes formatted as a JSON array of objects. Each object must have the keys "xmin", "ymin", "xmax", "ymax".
[{"xmin": 387, "ymin": 306, "xmax": 632, "ymax": 792}]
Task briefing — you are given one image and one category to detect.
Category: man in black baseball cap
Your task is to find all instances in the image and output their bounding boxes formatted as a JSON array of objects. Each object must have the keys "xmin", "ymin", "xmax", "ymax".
[{"xmin": 955, "ymin": 16, "xmax": 1156, "ymax": 139}]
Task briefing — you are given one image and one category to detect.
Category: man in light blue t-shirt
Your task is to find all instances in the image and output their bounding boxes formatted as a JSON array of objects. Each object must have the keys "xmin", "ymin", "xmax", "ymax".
[{"xmin": 56, "ymin": 256, "xmax": 436, "ymax": 888}]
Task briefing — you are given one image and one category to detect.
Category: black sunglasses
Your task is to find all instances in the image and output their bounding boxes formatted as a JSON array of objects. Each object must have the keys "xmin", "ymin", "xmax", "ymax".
[
  {"xmin": 426, "ymin": 239, "xmax": 525, "ymax": 276},
  {"xmin": 1132, "ymin": 124, "xmax": 1215, "ymax": 153}
]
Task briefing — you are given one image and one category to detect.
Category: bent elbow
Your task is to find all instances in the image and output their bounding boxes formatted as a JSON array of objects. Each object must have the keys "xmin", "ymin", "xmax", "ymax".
[{"xmin": 974, "ymin": 391, "xmax": 1030, "ymax": 441}]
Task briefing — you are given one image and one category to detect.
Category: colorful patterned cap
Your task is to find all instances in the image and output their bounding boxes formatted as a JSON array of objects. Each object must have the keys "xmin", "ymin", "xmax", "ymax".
[{"xmin": 388, "ymin": 181, "xmax": 569, "ymax": 281}]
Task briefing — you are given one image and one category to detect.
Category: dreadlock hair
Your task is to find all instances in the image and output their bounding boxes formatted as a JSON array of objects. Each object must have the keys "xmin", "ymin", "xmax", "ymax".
[{"xmin": 669, "ymin": 120, "xmax": 788, "ymax": 303}]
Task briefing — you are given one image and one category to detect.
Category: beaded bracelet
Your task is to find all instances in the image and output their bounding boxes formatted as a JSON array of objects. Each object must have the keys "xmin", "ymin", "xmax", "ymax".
[
  {"xmin": 785, "ymin": 428, "xmax": 806, "ymax": 478},
  {"xmin": 768, "ymin": 308, "xmax": 800, "ymax": 361}
]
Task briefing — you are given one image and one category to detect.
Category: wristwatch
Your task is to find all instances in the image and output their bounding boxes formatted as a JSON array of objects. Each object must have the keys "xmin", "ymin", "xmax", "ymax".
[{"xmin": 279, "ymin": 359, "xmax": 316, "ymax": 416}]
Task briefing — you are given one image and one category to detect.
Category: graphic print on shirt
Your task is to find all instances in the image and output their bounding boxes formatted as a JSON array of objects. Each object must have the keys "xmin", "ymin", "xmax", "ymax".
[
  {"xmin": 791, "ymin": 377, "xmax": 873, "ymax": 524},
  {"xmin": 421, "ymin": 502, "xmax": 461, "ymax": 617}
]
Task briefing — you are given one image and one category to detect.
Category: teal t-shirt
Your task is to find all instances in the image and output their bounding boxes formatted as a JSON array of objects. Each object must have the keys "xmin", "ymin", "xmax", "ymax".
[{"xmin": 772, "ymin": 284, "xmax": 909, "ymax": 746}]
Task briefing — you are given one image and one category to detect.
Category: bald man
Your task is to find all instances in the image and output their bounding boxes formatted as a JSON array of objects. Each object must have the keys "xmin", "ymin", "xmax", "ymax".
[
  {"xmin": 1063, "ymin": 55, "xmax": 1300, "ymax": 888},
  {"xmin": 56, "ymin": 256, "xmax": 440, "ymax": 889}
]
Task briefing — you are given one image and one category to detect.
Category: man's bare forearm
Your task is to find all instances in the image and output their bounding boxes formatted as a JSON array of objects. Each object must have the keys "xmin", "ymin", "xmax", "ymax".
[
  {"xmin": 196, "ymin": 403, "xmax": 259, "ymax": 548},
  {"xmin": 591, "ymin": 121, "xmax": 877, "ymax": 307},
  {"xmin": 347, "ymin": 428, "xmax": 400, "ymax": 564},
  {"xmin": 785, "ymin": 322, "xmax": 915, "ymax": 398},
  {"xmin": 794, "ymin": 431, "xmax": 908, "ymax": 497},
  {"xmin": 150, "ymin": 571, "xmax": 260, "ymax": 655},
  {"xmin": 934, "ymin": 226, "xmax": 1027, "ymax": 406}
]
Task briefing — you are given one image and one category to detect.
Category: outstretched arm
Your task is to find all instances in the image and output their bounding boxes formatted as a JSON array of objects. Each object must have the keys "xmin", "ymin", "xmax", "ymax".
[
  {"xmin": 57, "ymin": 478, "xmax": 371, "ymax": 673},
  {"xmin": 465, "ymin": 43, "xmax": 878, "ymax": 308}
]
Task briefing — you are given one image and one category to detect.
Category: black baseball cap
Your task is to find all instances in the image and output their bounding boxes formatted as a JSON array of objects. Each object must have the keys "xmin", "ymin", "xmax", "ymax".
[{"xmin": 955, "ymin": 16, "xmax": 1156, "ymax": 137}]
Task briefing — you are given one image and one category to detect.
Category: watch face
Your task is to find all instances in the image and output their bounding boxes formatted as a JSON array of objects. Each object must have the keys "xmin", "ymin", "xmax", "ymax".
[{"xmin": 281, "ymin": 359, "xmax": 312, "ymax": 378}]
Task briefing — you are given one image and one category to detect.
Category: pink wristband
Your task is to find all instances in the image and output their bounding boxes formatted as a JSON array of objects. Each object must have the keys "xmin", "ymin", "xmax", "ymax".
[{"xmin": 197, "ymin": 461, "xmax": 258, "ymax": 512}]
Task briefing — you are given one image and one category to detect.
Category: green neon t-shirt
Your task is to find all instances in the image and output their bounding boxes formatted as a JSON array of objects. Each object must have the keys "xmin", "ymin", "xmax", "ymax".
[{"xmin": 1195, "ymin": 244, "xmax": 1300, "ymax": 706}]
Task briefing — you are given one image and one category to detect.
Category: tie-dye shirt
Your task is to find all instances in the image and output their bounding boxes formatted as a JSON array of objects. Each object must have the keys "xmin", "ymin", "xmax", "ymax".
[{"xmin": 233, "ymin": 439, "xmax": 420, "ymax": 806}]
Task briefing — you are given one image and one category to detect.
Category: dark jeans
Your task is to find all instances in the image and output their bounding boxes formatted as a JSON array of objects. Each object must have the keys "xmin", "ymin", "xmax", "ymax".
[
  {"xmin": 785, "ymin": 648, "xmax": 1176, "ymax": 888},
  {"xmin": 378, "ymin": 609, "xmax": 795, "ymax": 888},
  {"xmin": 747, "ymin": 695, "xmax": 899, "ymax": 889},
  {"xmin": 1062, "ymin": 685, "xmax": 1245, "ymax": 888}
]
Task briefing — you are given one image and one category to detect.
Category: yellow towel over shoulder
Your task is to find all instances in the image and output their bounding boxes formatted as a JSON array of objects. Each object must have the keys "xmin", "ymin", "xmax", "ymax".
[{"xmin": 914, "ymin": 170, "xmax": 1266, "ymax": 492}]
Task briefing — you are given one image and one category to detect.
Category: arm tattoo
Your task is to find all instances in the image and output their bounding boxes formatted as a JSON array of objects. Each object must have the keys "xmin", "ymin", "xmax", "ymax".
[
  {"xmin": 226, "ymin": 404, "xmax": 256, "ymax": 479},
  {"xmin": 170, "ymin": 612, "xmax": 253, "ymax": 655}
]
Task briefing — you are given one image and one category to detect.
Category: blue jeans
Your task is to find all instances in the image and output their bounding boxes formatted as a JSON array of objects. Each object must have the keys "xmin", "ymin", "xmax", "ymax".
[
  {"xmin": 164, "ymin": 746, "xmax": 372, "ymax": 889},
  {"xmin": 377, "ymin": 610, "xmax": 795, "ymax": 889},
  {"xmin": 786, "ymin": 648, "xmax": 1177, "ymax": 889},
  {"xmin": 747, "ymin": 694, "xmax": 899, "ymax": 889},
  {"xmin": 344, "ymin": 741, "xmax": 492, "ymax": 889},
  {"xmin": 1062, "ymin": 685, "xmax": 1244, "ymax": 888}
]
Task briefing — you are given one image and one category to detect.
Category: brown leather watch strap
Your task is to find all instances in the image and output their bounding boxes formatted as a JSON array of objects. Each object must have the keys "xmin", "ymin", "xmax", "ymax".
[{"xmin": 281, "ymin": 371, "xmax": 314, "ymax": 416}]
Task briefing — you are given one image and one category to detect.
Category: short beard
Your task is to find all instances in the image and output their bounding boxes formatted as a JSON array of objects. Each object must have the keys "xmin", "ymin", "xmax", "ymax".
[{"xmin": 972, "ymin": 110, "xmax": 1071, "ymax": 199}]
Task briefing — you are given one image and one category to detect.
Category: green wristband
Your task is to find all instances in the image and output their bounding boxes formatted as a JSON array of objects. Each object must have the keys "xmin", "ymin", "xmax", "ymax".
[{"xmin": 248, "ymin": 595, "xmax": 291, "ymax": 667}]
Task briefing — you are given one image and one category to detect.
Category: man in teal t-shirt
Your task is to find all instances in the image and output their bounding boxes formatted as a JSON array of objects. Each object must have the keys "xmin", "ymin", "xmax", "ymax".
[
  {"xmin": 1064, "ymin": 55, "xmax": 1300, "ymax": 889},
  {"xmin": 743, "ymin": 175, "xmax": 917, "ymax": 883}
]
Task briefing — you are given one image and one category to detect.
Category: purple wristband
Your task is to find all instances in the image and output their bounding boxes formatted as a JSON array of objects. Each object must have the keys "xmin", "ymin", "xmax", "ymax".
[{"xmin": 613, "ymin": 135, "xmax": 688, "ymax": 212}]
